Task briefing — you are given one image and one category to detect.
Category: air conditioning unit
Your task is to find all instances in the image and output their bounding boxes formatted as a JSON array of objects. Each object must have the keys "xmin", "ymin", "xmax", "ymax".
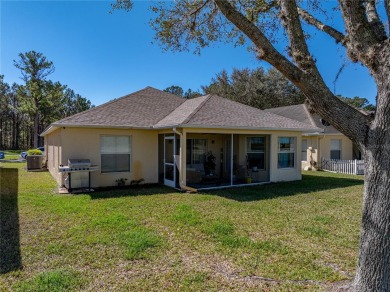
[{"xmin": 27, "ymin": 155, "xmax": 43, "ymax": 170}]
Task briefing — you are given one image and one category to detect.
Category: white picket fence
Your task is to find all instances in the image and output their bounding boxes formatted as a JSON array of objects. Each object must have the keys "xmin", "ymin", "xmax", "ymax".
[{"xmin": 321, "ymin": 158, "xmax": 365, "ymax": 175}]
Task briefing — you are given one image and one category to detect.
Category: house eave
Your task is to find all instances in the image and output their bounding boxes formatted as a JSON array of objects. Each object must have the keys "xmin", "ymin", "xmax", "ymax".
[
  {"xmin": 41, "ymin": 123, "xmax": 155, "ymax": 136},
  {"xmin": 154, "ymin": 124, "xmax": 321, "ymax": 132},
  {"xmin": 40, "ymin": 125, "xmax": 58, "ymax": 137},
  {"xmin": 302, "ymin": 131, "xmax": 344, "ymax": 136},
  {"xmin": 41, "ymin": 123, "xmax": 321, "ymax": 136}
]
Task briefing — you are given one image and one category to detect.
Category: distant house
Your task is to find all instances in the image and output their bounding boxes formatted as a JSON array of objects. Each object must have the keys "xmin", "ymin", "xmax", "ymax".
[
  {"xmin": 42, "ymin": 87, "xmax": 319, "ymax": 191},
  {"xmin": 265, "ymin": 104, "xmax": 362, "ymax": 169}
]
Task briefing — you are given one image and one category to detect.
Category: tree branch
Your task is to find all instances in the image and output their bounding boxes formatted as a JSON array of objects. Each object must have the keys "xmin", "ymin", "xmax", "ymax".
[
  {"xmin": 365, "ymin": 0, "xmax": 387, "ymax": 39},
  {"xmin": 188, "ymin": 0, "xmax": 210, "ymax": 17},
  {"xmin": 243, "ymin": 0, "xmax": 278, "ymax": 21},
  {"xmin": 188, "ymin": 0, "xmax": 211, "ymax": 32},
  {"xmin": 297, "ymin": 7, "xmax": 346, "ymax": 45},
  {"xmin": 278, "ymin": 0, "xmax": 319, "ymax": 75},
  {"xmin": 279, "ymin": 0, "xmax": 371, "ymax": 144},
  {"xmin": 339, "ymin": 0, "xmax": 385, "ymax": 70},
  {"xmin": 213, "ymin": 0, "xmax": 370, "ymax": 144},
  {"xmin": 213, "ymin": 0, "xmax": 304, "ymax": 84}
]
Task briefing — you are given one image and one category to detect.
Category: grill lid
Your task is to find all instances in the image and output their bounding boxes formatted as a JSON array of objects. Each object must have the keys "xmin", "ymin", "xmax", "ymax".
[{"xmin": 68, "ymin": 159, "xmax": 91, "ymax": 167}]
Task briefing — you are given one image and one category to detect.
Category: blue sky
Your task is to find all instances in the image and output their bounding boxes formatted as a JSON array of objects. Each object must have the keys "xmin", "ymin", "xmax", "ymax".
[{"xmin": 1, "ymin": 1, "xmax": 377, "ymax": 106}]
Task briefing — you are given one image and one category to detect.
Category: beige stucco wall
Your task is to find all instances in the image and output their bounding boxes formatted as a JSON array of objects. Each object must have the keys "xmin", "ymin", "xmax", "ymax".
[
  {"xmin": 320, "ymin": 134, "xmax": 353, "ymax": 160},
  {"xmin": 45, "ymin": 126, "xmax": 304, "ymax": 189},
  {"xmin": 301, "ymin": 134, "xmax": 354, "ymax": 169},
  {"xmin": 45, "ymin": 127, "xmax": 159, "ymax": 188},
  {"xmin": 45, "ymin": 128, "xmax": 62, "ymax": 185},
  {"xmin": 269, "ymin": 131, "xmax": 302, "ymax": 182}
]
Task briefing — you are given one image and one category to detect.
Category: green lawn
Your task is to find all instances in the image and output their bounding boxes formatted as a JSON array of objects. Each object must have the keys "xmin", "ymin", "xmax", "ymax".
[
  {"xmin": 1, "ymin": 150, "xmax": 22, "ymax": 160},
  {"xmin": 0, "ymin": 162, "xmax": 363, "ymax": 291}
]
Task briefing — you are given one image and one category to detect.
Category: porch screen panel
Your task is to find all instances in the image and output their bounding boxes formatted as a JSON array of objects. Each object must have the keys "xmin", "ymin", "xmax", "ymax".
[
  {"xmin": 187, "ymin": 139, "xmax": 207, "ymax": 165},
  {"xmin": 101, "ymin": 136, "xmax": 131, "ymax": 173},
  {"xmin": 278, "ymin": 137, "xmax": 295, "ymax": 168}
]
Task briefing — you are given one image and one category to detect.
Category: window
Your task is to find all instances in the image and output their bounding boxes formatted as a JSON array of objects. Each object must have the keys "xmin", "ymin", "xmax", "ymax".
[
  {"xmin": 301, "ymin": 139, "xmax": 308, "ymax": 161},
  {"xmin": 101, "ymin": 136, "xmax": 131, "ymax": 173},
  {"xmin": 186, "ymin": 139, "xmax": 207, "ymax": 165},
  {"xmin": 278, "ymin": 137, "xmax": 295, "ymax": 168},
  {"xmin": 330, "ymin": 139, "xmax": 341, "ymax": 160},
  {"xmin": 246, "ymin": 137, "xmax": 265, "ymax": 170}
]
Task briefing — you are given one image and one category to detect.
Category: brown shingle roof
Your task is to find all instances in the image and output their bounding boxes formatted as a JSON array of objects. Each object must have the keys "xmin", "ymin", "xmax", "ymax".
[
  {"xmin": 53, "ymin": 87, "xmax": 185, "ymax": 128},
  {"xmin": 179, "ymin": 95, "xmax": 318, "ymax": 131},
  {"xmin": 156, "ymin": 94, "xmax": 318, "ymax": 130},
  {"xmin": 47, "ymin": 87, "xmax": 320, "ymax": 133},
  {"xmin": 155, "ymin": 95, "xmax": 209, "ymax": 127},
  {"xmin": 265, "ymin": 104, "xmax": 341, "ymax": 134}
]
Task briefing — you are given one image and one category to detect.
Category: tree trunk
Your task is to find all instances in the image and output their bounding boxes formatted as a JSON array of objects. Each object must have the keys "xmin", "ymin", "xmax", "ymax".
[
  {"xmin": 33, "ymin": 112, "xmax": 38, "ymax": 148},
  {"xmin": 355, "ymin": 147, "xmax": 390, "ymax": 290},
  {"xmin": 0, "ymin": 118, "xmax": 3, "ymax": 149},
  {"xmin": 14, "ymin": 115, "xmax": 20, "ymax": 150},
  {"xmin": 12, "ymin": 113, "xmax": 16, "ymax": 149},
  {"xmin": 354, "ymin": 70, "xmax": 390, "ymax": 290},
  {"xmin": 30, "ymin": 126, "xmax": 33, "ymax": 149}
]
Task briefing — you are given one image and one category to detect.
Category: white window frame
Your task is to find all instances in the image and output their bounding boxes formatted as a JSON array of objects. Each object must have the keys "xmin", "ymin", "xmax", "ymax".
[
  {"xmin": 246, "ymin": 136, "xmax": 266, "ymax": 170},
  {"xmin": 278, "ymin": 137, "xmax": 296, "ymax": 169},
  {"xmin": 100, "ymin": 135, "xmax": 132, "ymax": 173}
]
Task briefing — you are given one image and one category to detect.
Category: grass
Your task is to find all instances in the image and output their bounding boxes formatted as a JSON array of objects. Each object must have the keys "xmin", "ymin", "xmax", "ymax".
[
  {"xmin": 0, "ymin": 162, "xmax": 364, "ymax": 291},
  {"xmin": 13, "ymin": 270, "xmax": 82, "ymax": 292},
  {"xmin": 119, "ymin": 227, "xmax": 161, "ymax": 260},
  {"xmin": 1, "ymin": 150, "xmax": 22, "ymax": 160}
]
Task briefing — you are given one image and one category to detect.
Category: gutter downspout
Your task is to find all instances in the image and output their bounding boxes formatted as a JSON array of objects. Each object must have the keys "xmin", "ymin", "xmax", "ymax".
[{"xmin": 173, "ymin": 128, "xmax": 195, "ymax": 192}]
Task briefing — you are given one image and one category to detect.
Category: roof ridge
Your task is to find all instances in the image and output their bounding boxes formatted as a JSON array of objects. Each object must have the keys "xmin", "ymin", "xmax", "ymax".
[
  {"xmin": 181, "ymin": 95, "xmax": 212, "ymax": 124},
  {"xmin": 151, "ymin": 96, "xmax": 188, "ymax": 126},
  {"xmin": 266, "ymin": 103, "xmax": 304, "ymax": 111},
  {"xmin": 302, "ymin": 104, "xmax": 317, "ymax": 127}
]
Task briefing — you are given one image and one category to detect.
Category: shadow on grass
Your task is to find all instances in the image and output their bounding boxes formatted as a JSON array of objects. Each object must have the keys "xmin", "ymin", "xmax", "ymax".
[
  {"xmin": 203, "ymin": 172, "xmax": 364, "ymax": 202},
  {"xmin": 88, "ymin": 184, "xmax": 175, "ymax": 200},
  {"xmin": 88, "ymin": 173, "xmax": 363, "ymax": 202},
  {"xmin": 0, "ymin": 167, "xmax": 22, "ymax": 274}
]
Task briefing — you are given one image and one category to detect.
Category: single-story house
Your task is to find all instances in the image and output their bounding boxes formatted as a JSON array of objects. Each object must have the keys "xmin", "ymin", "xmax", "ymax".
[
  {"xmin": 42, "ymin": 87, "xmax": 319, "ymax": 191},
  {"xmin": 265, "ymin": 103, "xmax": 363, "ymax": 169}
]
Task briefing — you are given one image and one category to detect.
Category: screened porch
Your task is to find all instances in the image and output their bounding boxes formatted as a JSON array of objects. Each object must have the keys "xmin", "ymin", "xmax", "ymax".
[{"xmin": 158, "ymin": 133, "xmax": 271, "ymax": 190}]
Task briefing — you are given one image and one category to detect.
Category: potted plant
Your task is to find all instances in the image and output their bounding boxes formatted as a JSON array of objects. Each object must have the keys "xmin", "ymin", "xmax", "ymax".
[
  {"xmin": 26, "ymin": 149, "xmax": 43, "ymax": 170},
  {"xmin": 203, "ymin": 151, "xmax": 216, "ymax": 175},
  {"xmin": 115, "ymin": 178, "xmax": 128, "ymax": 186}
]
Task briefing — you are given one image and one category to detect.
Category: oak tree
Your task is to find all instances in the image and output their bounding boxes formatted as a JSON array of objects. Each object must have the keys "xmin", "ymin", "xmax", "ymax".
[
  {"xmin": 202, "ymin": 67, "xmax": 305, "ymax": 109},
  {"xmin": 114, "ymin": 1, "xmax": 390, "ymax": 289}
]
